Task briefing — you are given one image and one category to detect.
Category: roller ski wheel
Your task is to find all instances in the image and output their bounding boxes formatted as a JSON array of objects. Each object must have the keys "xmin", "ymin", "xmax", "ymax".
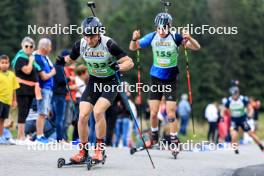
[
  {"xmin": 234, "ymin": 149, "xmax": 239, "ymax": 154},
  {"xmin": 57, "ymin": 158, "xmax": 87, "ymax": 168},
  {"xmin": 86, "ymin": 157, "xmax": 92, "ymax": 170},
  {"xmin": 102, "ymin": 154, "xmax": 106, "ymax": 165},
  {"xmin": 86, "ymin": 151, "xmax": 107, "ymax": 170},
  {"xmin": 172, "ymin": 150, "xmax": 179, "ymax": 159},
  {"xmin": 130, "ymin": 147, "xmax": 137, "ymax": 155},
  {"xmin": 57, "ymin": 155, "xmax": 88, "ymax": 168},
  {"xmin": 57, "ymin": 158, "xmax": 65, "ymax": 168},
  {"xmin": 93, "ymin": 150, "xmax": 106, "ymax": 165}
]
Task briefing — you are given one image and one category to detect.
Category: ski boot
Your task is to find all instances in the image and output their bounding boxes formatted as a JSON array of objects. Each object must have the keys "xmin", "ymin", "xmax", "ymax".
[
  {"xmin": 170, "ymin": 134, "xmax": 180, "ymax": 159},
  {"xmin": 234, "ymin": 149, "xmax": 239, "ymax": 154},
  {"xmin": 145, "ymin": 131, "xmax": 159, "ymax": 149},
  {"xmin": 86, "ymin": 139, "xmax": 107, "ymax": 170},
  {"xmin": 57, "ymin": 143, "xmax": 89, "ymax": 168}
]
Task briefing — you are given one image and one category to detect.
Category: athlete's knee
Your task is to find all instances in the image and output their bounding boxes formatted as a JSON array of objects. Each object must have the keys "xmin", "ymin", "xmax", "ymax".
[
  {"xmin": 150, "ymin": 111, "xmax": 158, "ymax": 119},
  {"xmin": 79, "ymin": 113, "xmax": 89, "ymax": 124},
  {"xmin": 93, "ymin": 108, "xmax": 104, "ymax": 121},
  {"xmin": 231, "ymin": 130, "xmax": 238, "ymax": 137},
  {"xmin": 166, "ymin": 107, "xmax": 176, "ymax": 118},
  {"xmin": 150, "ymin": 108, "xmax": 158, "ymax": 117},
  {"xmin": 167, "ymin": 111, "xmax": 176, "ymax": 118},
  {"xmin": 168, "ymin": 117, "xmax": 176, "ymax": 123}
]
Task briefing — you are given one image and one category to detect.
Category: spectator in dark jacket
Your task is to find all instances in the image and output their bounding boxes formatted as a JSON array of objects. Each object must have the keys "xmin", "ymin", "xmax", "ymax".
[
  {"xmin": 52, "ymin": 49, "xmax": 69, "ymax": 142},
  {"xmin": 114, "ymin": 98, "xmax": 130, "ymax": 147}
]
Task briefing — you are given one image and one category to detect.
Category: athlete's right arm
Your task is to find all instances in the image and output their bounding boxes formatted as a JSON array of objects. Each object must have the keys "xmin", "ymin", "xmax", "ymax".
[
  {"xmin": 129, "ymin": 30, "xmax": 141, "ymax": 51},
  {"xmin": 129, "ymin": 31, "xmax": 155, "ymax": 51},
  {"xmin": 107, "ymin": 39, "xmax": 134, "ymax": 71},
  {"xmin": 65, "ymin": 41, "xmax": 81, "ymax": 63}
]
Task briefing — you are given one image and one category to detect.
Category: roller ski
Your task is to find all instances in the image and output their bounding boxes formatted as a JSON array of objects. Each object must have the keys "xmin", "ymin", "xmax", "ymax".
[
  {"xmin": 130, "ymin": 132, "xmax": 158, "ymax": 155},
  {"xmin": 86, "ymin": 149, "xmax": 107, "ymax": 170},
  {"xmin": 234, "ymin": 149, "xmax": 239, "ymax": 155},
  {"xmin": 130, "ymin": 131, "xmax": 158, "ymax": 154},
  {"xmin": 130, "ymin": 131, "xmax": 180, "ymax": 159},
  {"xmin": 170, "ymin": 134, "xmax": 180, "ymax": 159},
  {"xmin": 57, "ymin": 144, "xmax": 107, "ymax": 170},
  {"xmin": 57, "ymin": 154, "xmax": 107, "ymax": 170},
  {"xmin": 57, "ymin": 146, "xmax": 89, "ymax": 168}
]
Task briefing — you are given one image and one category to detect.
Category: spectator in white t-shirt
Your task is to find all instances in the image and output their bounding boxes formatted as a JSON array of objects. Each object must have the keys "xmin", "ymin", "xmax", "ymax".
[{"xmin": 205, "ymin": 101, "xmax": 219, "ymax": 143}]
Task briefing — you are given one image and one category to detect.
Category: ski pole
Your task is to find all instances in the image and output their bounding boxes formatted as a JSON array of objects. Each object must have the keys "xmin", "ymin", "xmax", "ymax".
[
  {"xmin": 62, "ymin": 69, "xmax": 77, "ymax": 116},
  {"xmin": 183, "ymin": 45, "xmax": 196, "ymax": 137},
  {"xmin": 136, "ymin": 50, "xmax": 143, "ymax": 132},
  {"xmin": 114, "ymin": 71, "xmax": 156, "ymax": 169}
]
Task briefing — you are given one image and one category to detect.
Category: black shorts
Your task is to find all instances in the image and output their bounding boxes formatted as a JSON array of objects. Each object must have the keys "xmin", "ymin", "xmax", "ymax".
[
  {"xmin": 17, "ymin": 95, "xmax": 34, "ymax": 123},
  {"xmin": 149, "ymin": 76, "xmax": 178, "ymax": 101},
  {"xmin": 231, "ymin": 117, "xmax": 251, "ymax": 132},
  {"xmin": 0, "ymin": 101, "xmax": 10, "ymax": 119},
  {"xmin": 81, "ymin": 75, "xmax": 119, "ymax": 105}
]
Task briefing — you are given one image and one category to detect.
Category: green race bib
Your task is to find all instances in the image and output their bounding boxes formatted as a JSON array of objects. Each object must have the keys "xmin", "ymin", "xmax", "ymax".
[{"xmin": 151, "ymin": 34, "xmax": 179, "ymax": 68}]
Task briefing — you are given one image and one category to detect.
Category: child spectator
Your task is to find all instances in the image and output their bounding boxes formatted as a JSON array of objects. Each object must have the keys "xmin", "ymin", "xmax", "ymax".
[
  {"xmin": 25, "ymin": 99, "xmax": 56, "ymax": 142},
  {"xmin": 3, "ymin": 119, "xmax": 15, "ymax": 143},
  {"xmin": 0, "ymin": 55, "xmax": 20, "ymax": 144}
]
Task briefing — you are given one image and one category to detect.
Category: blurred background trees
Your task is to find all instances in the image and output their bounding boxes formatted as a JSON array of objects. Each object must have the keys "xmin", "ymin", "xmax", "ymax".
[{"xmin": 0, "ymin": 0, "xmax": 263, "ymax": 119}]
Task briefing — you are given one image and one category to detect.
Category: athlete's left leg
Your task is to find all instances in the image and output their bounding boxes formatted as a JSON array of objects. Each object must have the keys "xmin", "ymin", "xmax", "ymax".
[
  {"xmin": 231, "ymin": 128, "xmax": 239, "ymax": 154},
  {"xmin": 93, "ymin": 97, "xmax": 111, "ymax": 139},
  {"xmin": 166, "ymin": 100, "xmax": 180, "ymax": 151},
  {"xmin": 165, "ymin": 76, "xmax": 180, "ymax": 149},
  {"xmin": 92, "ymin": 97, "xmax": 112, "ymax": 160},
  {"xmin": 247, "ymin": 131, "xmax": 264, "ymax": 151},
  {"xmin": 166, "ymin": 101, "xmax": 178, "ymax": 134},
  {"xmin": 240, "ymin": 120, "xmax": 264, "ymax": 151}
]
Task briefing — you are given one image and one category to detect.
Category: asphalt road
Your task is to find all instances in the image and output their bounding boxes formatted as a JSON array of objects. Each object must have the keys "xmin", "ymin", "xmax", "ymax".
[{"xmin": 0, "ymin": 143, "xmax": 263, "ymax": 176}]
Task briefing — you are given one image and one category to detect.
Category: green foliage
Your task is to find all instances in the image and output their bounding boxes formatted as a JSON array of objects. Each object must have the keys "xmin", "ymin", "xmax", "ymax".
[
  {"xmin": 0, "ymin": 0, "xmax": 36, "ymax": 57},
  {"xmin": 93, "ymin": 0, "xmax": 264, "ymax": 119},
  {"xmin": 0, "ymin": 0, "xmax": 19, "ymax": 57},
  {"xmin": 65, "ymin": 0, "xmax": 82, "ymax": 45},
  {"xmin": 0, "ymin": 0, "xmax": 263, "ymax": 119}
]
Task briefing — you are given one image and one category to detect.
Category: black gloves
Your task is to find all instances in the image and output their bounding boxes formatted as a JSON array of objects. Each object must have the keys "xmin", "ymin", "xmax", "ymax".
[{"xmin": 109, "ymin": 61, "xmax": 120, "ymax": 71}]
